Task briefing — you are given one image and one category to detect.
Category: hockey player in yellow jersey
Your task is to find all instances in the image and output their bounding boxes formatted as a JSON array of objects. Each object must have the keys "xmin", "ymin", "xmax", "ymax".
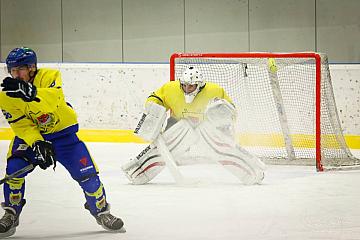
[
  {"xmin": 0, "ymin": 47, "xmax": 125, "ymax": 238},
  {"xmin": 122, "ymin": 66, "xmax": 265, "ymax": 185},
  {"xmin": 146, "ymin": 69, "xmax": 233, "ymax": 124}
]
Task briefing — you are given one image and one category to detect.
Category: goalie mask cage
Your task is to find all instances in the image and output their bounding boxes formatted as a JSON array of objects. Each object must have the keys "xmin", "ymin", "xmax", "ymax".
[{"xmin": 170, "ymin": 52, "xmax": 360, "ymax": 171}]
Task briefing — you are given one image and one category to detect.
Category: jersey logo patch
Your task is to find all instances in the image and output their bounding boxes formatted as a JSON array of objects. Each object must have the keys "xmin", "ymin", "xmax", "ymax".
[
  {"xmin": 36, "ymin": 114, "xmax": 52, "ymax": 125},
  {"xmin": 29, "ymin": 112, "xmax": 56, "ymax": 133},
  {"xmin": 80, "ymin": 157, "xmax": 88, "ymax": 167},
  {"xmin": 80, "ymin": 157, "xmax": 94, "ymax": 172}
]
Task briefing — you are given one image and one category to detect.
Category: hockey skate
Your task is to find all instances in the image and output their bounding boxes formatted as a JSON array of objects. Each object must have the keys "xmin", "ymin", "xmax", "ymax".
[
  {"xmin": 85, "ymin": 203, "xmax": 125, "ymax": 232},
  {"xmin": 0, "ymin": 207, "xmax": 19, "ymax": 238}
]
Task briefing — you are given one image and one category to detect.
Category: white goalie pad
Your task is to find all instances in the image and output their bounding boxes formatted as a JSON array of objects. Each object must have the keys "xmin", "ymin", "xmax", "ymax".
[
  {"xmin": 122, "ymin": 119, "xmax": 195, "ymax": 184},
  {"xmin": 134, "ymin": 102, "xmax": 167, "ymax": 142},
  {"xmin": 123, "ymin": 116, "xmax": 265, "ymax": 185},
  {"xmin": 161, "ymin": 119, "xmax": 199, "ymax": 164},
  {"xmin": 197, "ymin": 120, "xmax": 266, "ymax": 185},
  {"xmin": 121, "ymin": 144, "xmax": 165, "ymax": 185}
]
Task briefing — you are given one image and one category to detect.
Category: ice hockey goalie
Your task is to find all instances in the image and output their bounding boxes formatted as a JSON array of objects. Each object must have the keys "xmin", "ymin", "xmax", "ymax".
[{"xmin": 121, "ymin": 67, "xmax": 265, "ymax": 185}]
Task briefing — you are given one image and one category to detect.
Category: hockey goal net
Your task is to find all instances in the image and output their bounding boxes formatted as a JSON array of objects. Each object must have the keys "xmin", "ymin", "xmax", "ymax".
[{"xmin": 170, "ymin": 52, "xmax": 359, "ymax": 171}]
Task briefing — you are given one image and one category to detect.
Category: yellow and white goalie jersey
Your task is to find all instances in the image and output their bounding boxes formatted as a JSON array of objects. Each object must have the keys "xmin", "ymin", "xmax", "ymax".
[
  {"xmin": 0, "ymin": 68, "xmax": 78, "ymax": 146},
  {"xmin": 146, "ymin": 80, "xmax": 233, "ymax": 123}
]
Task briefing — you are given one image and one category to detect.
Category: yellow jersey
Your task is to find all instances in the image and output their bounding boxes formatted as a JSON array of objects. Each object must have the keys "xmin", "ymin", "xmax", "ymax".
[
  {"xmin": 0, "ymin": 68, "xmax": 78, "ymax": 146},
  {"xmin": 146, "ymin": 80, "xmax": 233, "ymax": 123}
]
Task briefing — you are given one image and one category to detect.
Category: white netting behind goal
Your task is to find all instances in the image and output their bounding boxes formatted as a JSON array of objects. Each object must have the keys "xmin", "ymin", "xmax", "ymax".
[{"xmin": 171, "ymin": 53, "xmax": 360, "ymax": 171}]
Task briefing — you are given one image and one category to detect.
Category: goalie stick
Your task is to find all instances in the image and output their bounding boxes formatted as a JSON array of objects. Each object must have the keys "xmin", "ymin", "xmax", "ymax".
[
  {"xmin": 0, "ymin": 164, "xmax": 35, "ymax": 185},
  {"xmin": 155, "ymin": 135, "xmax": 185, "ymax": 184}
]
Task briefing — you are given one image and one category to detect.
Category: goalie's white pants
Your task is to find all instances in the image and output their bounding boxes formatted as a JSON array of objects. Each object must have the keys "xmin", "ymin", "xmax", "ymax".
[{"xmin": 121, "ymin": 120, "xmax": 265, "ymax": 185}]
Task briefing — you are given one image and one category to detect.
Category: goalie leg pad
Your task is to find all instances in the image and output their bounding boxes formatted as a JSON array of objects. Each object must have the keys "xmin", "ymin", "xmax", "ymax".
[
  {"xmin": 197, "ymin": 121, "xmax": 265, "ymax": 185},
  {"xmin": 162, "ymin": 119, "xmax": 200, "ymax": 165},
  {"xmin": 121, "ymin": 145, "xmax": 165, "ymax": 185},
  {"xmin": 162, "ymin": 119, "xmax": 195, "ymax": 148},
  {"xmin": 218, "ymin": 159, "xmax": 264, "ymax": 185}
]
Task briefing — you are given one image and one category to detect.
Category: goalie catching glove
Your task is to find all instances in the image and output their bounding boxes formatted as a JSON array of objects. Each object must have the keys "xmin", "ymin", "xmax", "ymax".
[
  {"xmin": 205, "ymin": 98, "xmax": 236, "ymax": 125},
  {"xmin": 204, "ymin": 98, "xmax": 237, "ymax": 138}
]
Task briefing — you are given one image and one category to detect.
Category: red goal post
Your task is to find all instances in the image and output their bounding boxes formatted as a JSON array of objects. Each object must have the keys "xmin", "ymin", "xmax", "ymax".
[{"xmin": 170, "ymin": 52, "xmax": 359, "ymax": 171}]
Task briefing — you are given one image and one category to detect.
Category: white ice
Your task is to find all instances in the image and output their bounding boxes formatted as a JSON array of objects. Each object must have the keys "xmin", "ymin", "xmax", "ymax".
[{"xmin": 0, "ymin": 140, "xmax": 360, "ymax": 240}]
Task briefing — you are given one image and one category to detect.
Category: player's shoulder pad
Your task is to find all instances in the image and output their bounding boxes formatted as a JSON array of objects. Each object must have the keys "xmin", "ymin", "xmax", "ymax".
[
  {"xmin": 161, "ymin": 80, "xmax": 181, "ymax": 92},
  {"xmin": 204, "ymin": 81, "xmax": 222, "ymax": 89},
  {"xmin": 35, "ymin": 68, "xmax": 61, "ymax": 88},
  {"xmin": 37, "ymin": 68, "xmax": 61, "ymax": 77},
  {"xmin": 166, "ymin": 80, "xmax": 180, "ymax": 87}
]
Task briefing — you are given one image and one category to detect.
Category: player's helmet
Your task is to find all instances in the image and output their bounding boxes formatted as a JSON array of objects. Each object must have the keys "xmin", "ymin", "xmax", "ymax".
[
  {"xmin": 180, "ymin": 66, "xmax": 205, "ymax": 103},
  {"xmin": 6, "ymin": 47, "xmax": 37, "ymax": 72}
]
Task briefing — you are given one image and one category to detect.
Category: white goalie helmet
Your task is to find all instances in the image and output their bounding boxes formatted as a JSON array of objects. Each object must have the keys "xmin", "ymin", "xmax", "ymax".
[{"xmin": 180, "ymin": 66, "xmax": 205, "ymax": 103}]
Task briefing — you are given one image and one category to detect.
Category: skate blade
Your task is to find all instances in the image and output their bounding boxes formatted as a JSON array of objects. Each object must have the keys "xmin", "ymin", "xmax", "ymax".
[
  {"xmin": 0, "ymin": 227, "xmax": 16, "ymax": 238},
  {"xmin": 101, "ymin": 226, "xmax": 126, "ymax": 233}
]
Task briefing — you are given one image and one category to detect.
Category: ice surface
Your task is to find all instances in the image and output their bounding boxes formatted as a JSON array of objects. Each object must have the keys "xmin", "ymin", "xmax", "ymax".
[{"xmin": 0, "ymin": 141, "xmax": 359, "ymax": 240}]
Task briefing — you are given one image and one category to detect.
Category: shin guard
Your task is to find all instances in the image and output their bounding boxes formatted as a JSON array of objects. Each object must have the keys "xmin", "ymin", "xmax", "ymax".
[{"xmin": 79, "ymin": 175, "xmax": 107, "ymax": 215}]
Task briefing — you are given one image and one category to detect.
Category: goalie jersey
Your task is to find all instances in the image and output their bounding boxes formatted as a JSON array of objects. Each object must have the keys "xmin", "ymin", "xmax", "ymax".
[
  {"xmin": 0, "ymin": 68, "xmax": 78, "ymax": 146},
  {"xmin": 146, "ymin": 80, "xmax": 233, "ymax": 123}
]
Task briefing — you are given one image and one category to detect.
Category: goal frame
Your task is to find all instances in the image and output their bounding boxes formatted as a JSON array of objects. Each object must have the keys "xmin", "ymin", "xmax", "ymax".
[{"xmin": 170, "ymin": 52, "xmax": 323, "ymax": 171}]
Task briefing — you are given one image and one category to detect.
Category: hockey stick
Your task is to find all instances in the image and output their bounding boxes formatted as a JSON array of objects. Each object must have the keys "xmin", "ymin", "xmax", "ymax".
[
  {"xmin": 155, "ymin": 135, "xmax": 185, "ymax": 184},
  {"xmin": 0, "ymin": 164, "xmax": 35, "ymax": 185}
]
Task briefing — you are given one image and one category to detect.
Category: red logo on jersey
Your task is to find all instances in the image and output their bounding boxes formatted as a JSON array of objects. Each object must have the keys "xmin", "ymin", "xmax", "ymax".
[
  {"xmin": 80, "ymin": 157, "xmax": 88, "ymax": 166},
  {"xmin": 37, "ymin": 114, "xmax": 51, "ymax": 124}
]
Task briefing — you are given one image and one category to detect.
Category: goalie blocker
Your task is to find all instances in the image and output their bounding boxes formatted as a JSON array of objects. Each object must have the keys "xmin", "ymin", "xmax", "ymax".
[{"xmin": 122, "ymin": 100, "xmax": 265, "ymax": 185}]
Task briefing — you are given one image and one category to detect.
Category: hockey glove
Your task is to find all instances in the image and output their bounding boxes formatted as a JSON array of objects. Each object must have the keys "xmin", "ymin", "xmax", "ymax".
[
  {"xmin": 32, "ymin": 140, "xmax": 57, "ymax": 170},
  {"xmin": 1, "ymin": 77, "xmax": 38, "ymax": 102}
]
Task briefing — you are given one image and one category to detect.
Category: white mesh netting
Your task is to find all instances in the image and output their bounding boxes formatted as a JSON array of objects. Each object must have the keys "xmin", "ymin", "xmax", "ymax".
[{"xmin": 171, "ymin": 53, "xmax": 359, "ymax": 171}]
